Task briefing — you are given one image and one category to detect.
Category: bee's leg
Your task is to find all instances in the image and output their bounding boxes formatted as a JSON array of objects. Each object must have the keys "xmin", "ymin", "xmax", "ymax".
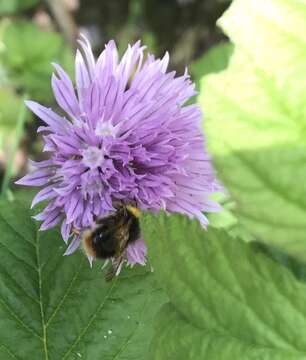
[
  {"xmin": 112, "ymin": 201, "xmax": 122, "ymax": 211},
  {"xmin": 115, "ymin": 260, "xmax": 124, "ymax": 276},
  {"xmin": 105, "ymin": 267, "xmax": 116, "ymax": 282},
  {"xmin": 101, "ymin": 259, "xmax": 109, "ymax": 270},
  {"xmin": 123, "ymin": 205, "xmax": 128, "ymax": 217},
  {"xmin": 105, "ymin": 256, "xmax": 124, "ymax": 282},
  {"xmin": 72, "ymin": 227, "xmax": 81, "ymax": 235}
]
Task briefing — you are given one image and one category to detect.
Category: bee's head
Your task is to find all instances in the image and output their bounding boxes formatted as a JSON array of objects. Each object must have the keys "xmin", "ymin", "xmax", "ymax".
[{"xmin": 91, "ymin": 225, "xmax": 117, "ymax": 259}]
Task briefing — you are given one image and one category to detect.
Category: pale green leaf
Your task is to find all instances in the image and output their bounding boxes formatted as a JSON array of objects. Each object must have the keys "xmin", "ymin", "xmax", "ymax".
[
  {"xmin": 0, "ymin": 199, "xmax": 166, "ymax": 359},
  {"xmin": 142, "ymin": 212, "xmax": 306, "ymax": 359},
  {"xmin": 199, "ymin": 0, "xmax": 306, "ymax": 258}
]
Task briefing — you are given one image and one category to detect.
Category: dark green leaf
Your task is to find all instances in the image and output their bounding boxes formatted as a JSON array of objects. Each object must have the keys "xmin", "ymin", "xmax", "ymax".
[
  {"xmin": 142, "ymin": 212, "xmax": 306, "ymax": 359},
  {"xmin": 0, "ymin": 198, "xmax": 166, "ymax": 359}
]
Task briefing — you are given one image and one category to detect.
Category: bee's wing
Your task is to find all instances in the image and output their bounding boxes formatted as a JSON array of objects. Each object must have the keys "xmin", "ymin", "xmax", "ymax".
[
  {"xmin": 117, "ymin": 227, "xmax": 130, "ymax": 254},
  {"xmin": 105, "ymin": 221, "xmax": 131, "ymax": 281}
]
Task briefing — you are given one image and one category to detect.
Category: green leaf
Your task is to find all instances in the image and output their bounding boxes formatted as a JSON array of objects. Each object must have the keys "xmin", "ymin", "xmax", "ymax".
[
  {"xmin": 190, "ymin": 42, "xmax": 233, "ymax": 86},
  {"xmin": 142, "ymin": 212, "xmax": 306, "ymax": 359},
  {"xmin": 0, "ymin": 198, "xmax": 166, "ymax": 359},
  {"xmin": 2, "ymin": 21, "xmax": 74, "ymax": 101},
  {"xmin": 0, "ymin": 0, "xmax": 39, "ymax": 15},
  {"xmin": 199, "ymin": 0, "xmax": 306, "ymax": 258},
  {"xmin": 0, "ymin": 87, "xmax": 22, "ymax": 129},
  {"xmin": 0, "ymin": 88, "xmax": 29, "ymax": 161}
]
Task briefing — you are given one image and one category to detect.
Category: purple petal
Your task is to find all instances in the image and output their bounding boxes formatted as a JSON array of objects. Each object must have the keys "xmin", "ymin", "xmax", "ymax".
[
  {"xmin": 126, "ymin": 238, "xmax": 147, "ymax": 266},
  {"xmin": 65, "ymin": 193, "xmax": 84, "ymax": 224},
  {"xmin": 25, "ymin": 101, "xmax": 70, "ymax": 134},
  {"xmin": 75, "ymin": 49, "xmax": 92, "ymax": 99},
  {"xmin": 77, "ymin": 34, "xmax": 95, "ymax": 79},
  {"xmin": 61, "ymin": 219, "xmax": 71, "ymax": 244},
  {"xmin": 51, "ymin": 71, "xmax": 80, "ymax": 119},
  {"xmin": 31, "ymin": 185, "xmax": 57, "ymax": 208},
  {"xmin": 15, "ymin": 169, "xmax": 53, "ymax": 186},
  {"xmin": 64, "ymin": 235, "xmax": 81, "ymax": 255},
  {"xmin": 39, "ymin": 210, "xmax": 62, "ymax": 231}
]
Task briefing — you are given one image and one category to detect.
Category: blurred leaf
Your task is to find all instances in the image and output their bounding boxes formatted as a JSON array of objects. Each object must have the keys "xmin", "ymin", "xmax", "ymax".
[
  {"xmin": 0, "ymin": 87, "xmax": 27, "ymax": 156},
  {"xmin": 142, "ymin": 212, "xmax": 306, "ymax": 359},
  {"xmin": 200, "ymin": 0, "xmax": 306, "ymax": 259},
  {"xmin": 0, "ymin": 0, "xmax": 39, "ymax": 15},
  {"xmin": 0, "ymin": 197, "xmax": 166, "ymax": 359},
  {"xmin": 2, "ymin": 21, "xmax": 74, "ymax": 101},
  {"xmin": 141, "ymin": 32, "xmax": 156, "ymax": 53},
  {"xmin": 190, "ymin": 42, "xmax": 233, "ymax": 86},
  {"xmin": 206, "ymin": 192, "xmax": 238, "ymax": 230},
  {"xmin": 1, "ymin": 96, "xmax": 27, "ymax": 196},
  {"xmin": 0, "ymin": 87, "xmax": 22, "ymax": 129}
]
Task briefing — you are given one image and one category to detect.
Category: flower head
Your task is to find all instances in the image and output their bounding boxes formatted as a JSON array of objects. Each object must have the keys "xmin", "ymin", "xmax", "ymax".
[{"xmin": 17, "ymin": 35, "xmax": 221, "ymax": 267}]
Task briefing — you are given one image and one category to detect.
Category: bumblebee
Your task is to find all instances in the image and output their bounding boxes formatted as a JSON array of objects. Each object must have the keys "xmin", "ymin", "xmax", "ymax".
[{"xmin": 81, "ymin": 205, "xmax": 141, "ymax": 281}]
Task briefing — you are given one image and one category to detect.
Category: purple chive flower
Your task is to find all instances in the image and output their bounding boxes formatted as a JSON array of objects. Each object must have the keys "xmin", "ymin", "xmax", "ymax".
[{"xmin": 16, "ymin": 35, "xmax": 221, "ymax": 267}]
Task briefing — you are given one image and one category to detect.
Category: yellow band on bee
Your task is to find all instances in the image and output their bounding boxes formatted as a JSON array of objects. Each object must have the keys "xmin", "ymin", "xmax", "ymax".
[{"xmin": 126, "ymin": 205, "xmax": 141, "ymax": 218}]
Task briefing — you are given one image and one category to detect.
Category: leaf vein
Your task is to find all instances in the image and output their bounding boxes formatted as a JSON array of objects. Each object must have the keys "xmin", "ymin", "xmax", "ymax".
[
  {"xmin": 0, "ymin": 240, "xmax": 38, "ymax": 274},
  {"xmin": 0, "ymin": 344, "xmax": 20, "ymax": 359},
  {"xmin": 111, "ymin": 287, "xmax": 152, "ymax": 359},
  {"xmin": 61, "ymin": 280, "xmax": 118, "ymax": 359},
  {"xmin": 0, "ymin": 296, "xmax": 41, "ymax": 340},
  {"xmin": 0, "ymin": 262, "xmax": 39, "ymax": 305},
  {"xmin": 215, "ymin": 239, "xmax": 297, "ymax": 350},
  {"xmin": 0, "ymin": 215, "xmax": 35, "ymax": 248},
  {"xmin": 233, "ymin": 151, "xmax": 306, "ymax": 213},
  {"xmin": 35, "ymin": 232, "xmax": 49, "ymax": 360},
  {"xmin": 45, "ymin": 259, "xmax": 84, "ymax": 328}
]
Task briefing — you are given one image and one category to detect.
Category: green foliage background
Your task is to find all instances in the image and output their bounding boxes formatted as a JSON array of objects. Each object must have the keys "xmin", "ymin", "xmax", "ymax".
[
  {"xmin": 1, "ymin": 0, "xmax": 306, "ymax": 359},
  {"xmin": 200, "ymin": 0, "xmax": 306, "ymax": 259}
]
